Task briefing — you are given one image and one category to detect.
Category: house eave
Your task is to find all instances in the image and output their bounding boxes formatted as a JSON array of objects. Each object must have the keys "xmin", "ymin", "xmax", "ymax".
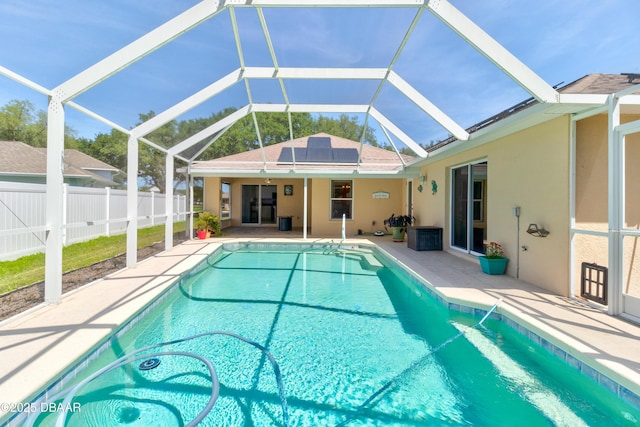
[
  {"xmin": 189, "ymin": 167, "xmax": 417, "ymax": 179},
  {"xmin": 417, "ymin": 98, "xmax": 618, "ymax": 166}
]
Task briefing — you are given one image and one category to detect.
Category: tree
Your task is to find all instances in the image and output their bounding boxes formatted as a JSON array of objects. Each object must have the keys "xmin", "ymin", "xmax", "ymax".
[
  {"xmin": 62, "ymin": 104, "xmax": 380, "ymax": 193},
  {"xmin": 138, "ymin": 111, "xmax": 179, "ymax": 194},
  {"xmin": 197, "ymin": 111, "xmax": 375, "ymax": 160},
  {"xmin": 312, "ymin": 114, "xmax": 377, "ymax": 146},
  {"xmin": 78, "ymin": 130, "xmax": 128, "ymax": 172},
  {"xmin": 0, "ymin": 99, "xmax": 78, "ymax": 148}
]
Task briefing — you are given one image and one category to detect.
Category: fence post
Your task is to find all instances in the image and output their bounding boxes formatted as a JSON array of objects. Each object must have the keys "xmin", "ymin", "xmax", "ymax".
[
  {"xmin": 105, "ymin": 187, "xmax": 111, "ymax": 237},
  {"xmin": 150, "ymin": 190, "xmax": 155, "ymax": 226},
  {"xmin": 62, "ymin": 183, "xmax": 69, "ymax": 246}
]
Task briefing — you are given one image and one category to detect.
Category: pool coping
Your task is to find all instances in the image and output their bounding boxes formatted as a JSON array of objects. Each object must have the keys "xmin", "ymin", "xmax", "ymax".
[{"xmin": 1, "ymin": 238, "xmax": 639, "ymax": 425}]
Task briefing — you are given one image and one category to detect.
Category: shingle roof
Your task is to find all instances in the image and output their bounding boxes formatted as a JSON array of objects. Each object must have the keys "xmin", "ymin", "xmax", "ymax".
[
  {"xmin": 192, "ymin": 133, "xmax": 414, "ymax": 174},
  {"xmin": 427, "ymin": 73, "xmax": 640, "ymax": 152},
  {"xmin": 0, "ymin": 140, "xmax": 47, "ymax": 175},
  {"xmin": 59, "ymin": 149, "xmax": 120, "ymax": 172},
  {"xmin": 0, "ymin": 141, "xmax": 120, "ymax": 184},
  {"xmin": 559, "ymin": 73, "xmax": 640, "ymax": 94}
]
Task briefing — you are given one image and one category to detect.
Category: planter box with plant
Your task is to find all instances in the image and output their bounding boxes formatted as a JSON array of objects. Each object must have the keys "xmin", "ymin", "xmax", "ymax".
[
  {"xmin": 383, "ymin": 214, "xmax": 415, "ymax": 242},
  {"xmin": 478, "ymin": 241, "xmax": 509, "ymax": 275}
]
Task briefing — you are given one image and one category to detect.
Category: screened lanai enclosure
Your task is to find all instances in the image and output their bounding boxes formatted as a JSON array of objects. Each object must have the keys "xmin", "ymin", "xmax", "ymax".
[{"xmin": 1, "ymin": 1, "xmax": 638, "ymax": 318}]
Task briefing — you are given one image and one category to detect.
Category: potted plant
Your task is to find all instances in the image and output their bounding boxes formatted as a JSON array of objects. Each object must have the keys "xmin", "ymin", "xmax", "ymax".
[
  {"xmin": 383, "ymin": 214, "xmax": 415, "ymax": 242},
  {"xmin": 196, "ymin": 212, "xmax": 221, "ymax": 239},
  {"xmin": 478, "ymin": 241, "xmax": 509, "ymax": 275},
  {"xmin": 196, "ymin": 214, "xmax": 209, "ymax": 239}
]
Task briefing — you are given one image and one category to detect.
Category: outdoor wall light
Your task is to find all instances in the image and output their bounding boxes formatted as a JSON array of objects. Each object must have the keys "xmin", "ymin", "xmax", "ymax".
[{"xmin": 527, "ymin": 223, "xmax": 549, "ymax": 237}]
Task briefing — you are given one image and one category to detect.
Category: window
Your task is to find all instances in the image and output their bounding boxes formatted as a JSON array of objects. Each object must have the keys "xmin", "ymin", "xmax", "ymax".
[
  {"xmin": 473, "ymin": 180, "xmax": 483, "ymax": 222},
  {"xmin": 220, "ymin": 181, "xmax": 231, "ymax": 221},
  {"xmin": 331, "ymin": 180, "xmax": 352, "ymax": 220}
]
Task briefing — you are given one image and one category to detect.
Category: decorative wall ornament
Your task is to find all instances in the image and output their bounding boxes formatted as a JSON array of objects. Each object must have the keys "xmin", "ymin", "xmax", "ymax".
[
  {"xmin": 526, "ymin": 223, "xmax": 549, "ymax": 237},
  {"xmin": 431, "ymin": 180, "xmax": 438, "ymax": 195},
  {"xmin": 372, "ymin": 191, "xmax": 390, "ymax": 199}
]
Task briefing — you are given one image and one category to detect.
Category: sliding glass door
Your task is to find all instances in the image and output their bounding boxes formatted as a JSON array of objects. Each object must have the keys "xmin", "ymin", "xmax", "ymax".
[
  {"xmin": 242, "ymin": 185, "xmax": 277, "ymax": 224},
  {"xmin": 451, "ymin": 161, "xmax": 487, "ymax": 254}
]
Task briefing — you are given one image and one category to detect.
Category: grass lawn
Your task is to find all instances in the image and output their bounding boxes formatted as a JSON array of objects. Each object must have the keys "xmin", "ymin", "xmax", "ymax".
[{"xmin": 0, "ymin": 222, "xmax": 187, "ymax": 295}]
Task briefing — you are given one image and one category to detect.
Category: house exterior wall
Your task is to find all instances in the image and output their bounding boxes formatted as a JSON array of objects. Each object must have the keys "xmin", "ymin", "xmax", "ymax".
[
  {"xmin": 204, "ymin": 176, "xmax": 406, "ymax": 235},
  {"xmin": 575, "ymin": 113, "xmax": 640, "ymax": 299},
  {"xmin": 414, "ymin": 116, "xmax": 571, "ymax": 296},
  {"xmin": 204, "ymin": 177, "xmax": 307, "ymax": 228},
  {"xmin": 272, "ymin": 179, "xmax": 306, "ymax": 230},
  {"xmin": 203, "ymin": 176, "xmax": 222, "ymax": 220},
  {"xmin": 309, "ymin": 178, "xmax": 405, "ymax": 237}
]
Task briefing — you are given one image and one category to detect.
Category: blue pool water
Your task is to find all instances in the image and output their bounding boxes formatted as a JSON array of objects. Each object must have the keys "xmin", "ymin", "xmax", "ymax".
[{"xmin": 28, "ymin": 245, "xmax": 640, "ymax": 426}]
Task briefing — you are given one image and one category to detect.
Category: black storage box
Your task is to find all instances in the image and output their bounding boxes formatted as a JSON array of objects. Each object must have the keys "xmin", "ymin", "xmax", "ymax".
[{"xmin": 407, "ymin": 226, "xmax": 443, "ymax": 251}]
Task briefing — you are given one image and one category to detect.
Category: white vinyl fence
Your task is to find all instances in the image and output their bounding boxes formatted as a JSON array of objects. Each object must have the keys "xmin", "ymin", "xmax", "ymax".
[{"xmin": 0, "ymin": 182, "xmax": 186, "ymax": 261}]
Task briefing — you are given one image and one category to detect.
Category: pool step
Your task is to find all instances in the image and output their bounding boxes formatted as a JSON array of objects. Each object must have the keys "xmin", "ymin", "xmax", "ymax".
[{"xmin": 360, "ymin": 253, "xmax": 383, "ymax": 272}]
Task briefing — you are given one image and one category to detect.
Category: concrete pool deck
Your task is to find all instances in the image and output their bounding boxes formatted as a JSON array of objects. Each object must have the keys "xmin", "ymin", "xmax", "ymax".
[{"xmin": 1, "ymin": 236, "xmax": 639, "ymax": 422}]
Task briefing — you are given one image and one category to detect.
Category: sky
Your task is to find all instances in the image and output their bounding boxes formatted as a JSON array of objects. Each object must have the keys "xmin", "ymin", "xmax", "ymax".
[{"xmin": 0, "ymin": 0, "xmax": 638, "ymax": 153}]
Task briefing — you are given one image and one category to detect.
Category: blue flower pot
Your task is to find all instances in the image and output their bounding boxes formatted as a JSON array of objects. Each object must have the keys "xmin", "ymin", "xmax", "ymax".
[{"xmin": 478, "ymin": 256, "xmax": 509, "ymax": 275}]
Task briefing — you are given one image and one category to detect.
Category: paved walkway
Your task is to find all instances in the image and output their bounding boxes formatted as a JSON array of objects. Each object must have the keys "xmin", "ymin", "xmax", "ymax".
[{"xmin": 1, "ymin": 235, "xmax": 639, "ymax": 423}]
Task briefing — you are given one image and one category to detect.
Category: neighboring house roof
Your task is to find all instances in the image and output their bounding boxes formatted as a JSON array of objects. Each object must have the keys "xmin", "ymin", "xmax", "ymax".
[
  {"xmin": 0, "ymin": 140, "xmax": 122, "ymax": 186},
  {"xmin": 428, "ymin": 73, "xmax": 640, "ymax": 153},
  {"xmin": 191, "ymin": 133, "xmax": 415, "ymax": 177},
  {"xmin": 60, "ymin": 149, "xmax": 120, "ymax": 173}
]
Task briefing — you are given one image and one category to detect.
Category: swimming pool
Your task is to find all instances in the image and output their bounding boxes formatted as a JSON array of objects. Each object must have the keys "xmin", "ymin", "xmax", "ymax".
[{"xmin": 23, "ymin": 244, "xmax": 640, "ymax": 426}]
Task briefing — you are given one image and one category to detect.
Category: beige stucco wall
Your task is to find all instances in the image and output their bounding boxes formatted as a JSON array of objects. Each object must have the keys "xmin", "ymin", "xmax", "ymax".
[
  {"xmin": 309, "ymin": 178, "xmax": 405, "ymax": 237},
  {"xmin": 206, "ymin": 178, "xmax": 307, "ymax": 228},
  {"xmin": 574, "ymin": 113, "xmax": 640, "ymax": 298},
  {"xmin": 203, "ymin": 176, "xmax": 222, "ymax": 217},
  {"xmin": 203, "ymin": 177, "xmax": 405, "ymax": 236},
  {"xmin": 414, "ymin": 116, "xmax": 571, "ymax": 295}
]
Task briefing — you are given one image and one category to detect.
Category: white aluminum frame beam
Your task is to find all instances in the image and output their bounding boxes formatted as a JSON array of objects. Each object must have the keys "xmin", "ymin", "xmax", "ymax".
[
  {"xmin": 618, "ymin": 119, "xmax": 640, "ymax": 136},
  {"xmin": 369, "ymin": 107, "xmax": 428, "ymax": 157},
  {"xmin": 52, "ymin": 0, "xmax": 225, "ymax": 102},
  {"xmin": 426, "ymin": 0, "xmax": 558, "ymax": 103},
  {"xmin": 0, "ymin": 65, "xmax": 133, "ymax": 136},
  {"xmin": 165, "ymin": 155, "xmax": 174, "ymax": 251},
  {"xmin": 253, "ymin": 103, "xmax": 369, "ymax": 113},
  {"xmin": 188, "ymin": 124, "xmax": 234, "ymax": 161},
  {"xmin": 0, "ymin": 65, "xmax": 50, "ymax": 96},
  {"xmin": 379, "ymin": 124, "xmax": 407, "ymax": 167},
  {"xmin": 171, "ymin": 103, "xmax": 369, "ymax": 159},
  {"xmin": 226, "ymin": 0, "xmax": 424, "ymax": 6},
  {"xmin": 133, "ymin": 69, "xmax": 244, "ymax": 138},
  {"xmin": 169, "ymin": 106, "xmax": 251, "ymax": 156},
  {"xmin": 166, "ymin": 102, "xmax": 429, "ymax": 159},
  {"xmin": 387, "ymin": 71, "xmax": 469, "ymax": 141},
  {"xmin": 126, "ymin": 135, "xmax": 139, "ymax": 268},
  {"xmin": 243, "ymin": 67, "xmax": 388, "ymax": 80},
  {"xmin": 44, "ymin": 96, "xmax": 65, "ymax": 303},
  {"xmin": 607, "ymin": 94, "xmax": 623, "ymax": 315}
]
